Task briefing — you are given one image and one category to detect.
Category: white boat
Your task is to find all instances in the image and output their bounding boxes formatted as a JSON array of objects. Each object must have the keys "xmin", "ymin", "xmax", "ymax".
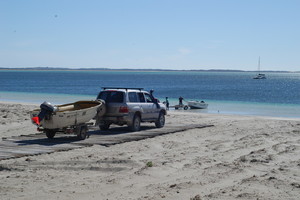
[
  {"xmin": 30, "ymin": 100, "xmax": 106, "ymax": 139},
  {"xmin": 253, "ymin": 57, "xmax": 266, "ymax": 79},
  {"xmin": 187, "ymin": 100, "xmax": 208, "ymax": 109}
]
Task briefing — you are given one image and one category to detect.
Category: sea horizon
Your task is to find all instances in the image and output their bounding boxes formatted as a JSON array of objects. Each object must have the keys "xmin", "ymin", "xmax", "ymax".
[{"xmin": 0, "ymin": 67, "xmax": 299, "ymax": 73}]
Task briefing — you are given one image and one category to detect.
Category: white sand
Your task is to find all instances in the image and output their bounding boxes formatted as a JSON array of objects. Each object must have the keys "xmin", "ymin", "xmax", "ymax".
[{"xmin": 0, "ymin": 102, "xmax": 300, "ymax": 200}]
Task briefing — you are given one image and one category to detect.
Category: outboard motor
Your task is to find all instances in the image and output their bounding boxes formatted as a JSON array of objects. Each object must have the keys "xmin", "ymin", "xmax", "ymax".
[
  {"xmin": 39, "ymin": 101, "xmax": 57, "ymax": 120},
  {"xmin": 31, "ymin": 102, "xmax": 57, "ymax": 125}
]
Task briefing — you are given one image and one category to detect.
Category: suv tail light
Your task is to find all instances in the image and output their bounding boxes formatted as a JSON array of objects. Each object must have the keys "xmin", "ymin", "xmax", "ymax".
[{"xmin": 119, "ymin": 106, "xmax": 129, "ymax": 113}]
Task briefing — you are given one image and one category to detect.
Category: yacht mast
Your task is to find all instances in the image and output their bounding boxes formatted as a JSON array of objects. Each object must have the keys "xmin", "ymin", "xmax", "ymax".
[{"xmin": 258, "ymin": 56, "xmax": 260, "ymax": 73}]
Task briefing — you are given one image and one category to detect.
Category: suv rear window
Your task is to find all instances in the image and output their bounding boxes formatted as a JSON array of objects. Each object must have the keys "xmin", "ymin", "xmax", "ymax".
[
  {"xmin": 97, "ymin": 91, "xmax": 124, "ymax": 103},
  {"xmin": 138, "ymin": 92, "xmax": 145, "ymax": 102},
  {"xmin": 128, "ymin": 92, "xmax": 139, "ymax": 102}
]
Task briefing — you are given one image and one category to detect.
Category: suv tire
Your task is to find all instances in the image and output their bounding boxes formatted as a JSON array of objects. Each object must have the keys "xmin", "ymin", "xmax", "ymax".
[
  {"xmin": 77, "ymin": 125, "xmax": 87, "ymax": 140},
  {"xmin": 155, "ymin": 112, "xmax": 165, "ymax": 128},
  {"xmin": 99, "ymin": 121, "xmax": 110, "ymax": 130},
  {"xmin": 129, "ymin": 114, "xmax": 141, "ymax": 132}
]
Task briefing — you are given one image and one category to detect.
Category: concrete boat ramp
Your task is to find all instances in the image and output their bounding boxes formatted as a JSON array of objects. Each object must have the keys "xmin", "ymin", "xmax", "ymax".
[{"xmin": 0, "ymin": 124, "xmax": 213, "ymax": 160}]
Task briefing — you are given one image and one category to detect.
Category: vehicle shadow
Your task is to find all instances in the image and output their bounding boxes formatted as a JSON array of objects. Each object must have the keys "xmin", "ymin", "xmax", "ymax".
[{"xmin": 89, "ymin": 125, "xmax": 158, "ymax": 136}]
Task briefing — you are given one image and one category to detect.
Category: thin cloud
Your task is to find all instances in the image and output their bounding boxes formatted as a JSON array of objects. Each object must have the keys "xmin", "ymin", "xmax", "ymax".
[{"xmin": 178, "ymin": 48, "xmax": 192, "ymax": 55}]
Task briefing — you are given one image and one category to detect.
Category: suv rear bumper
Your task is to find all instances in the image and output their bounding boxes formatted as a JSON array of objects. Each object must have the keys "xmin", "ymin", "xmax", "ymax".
[{"xmin": 100, "ymin": 114, "xmax": 133, "ymax": 125}]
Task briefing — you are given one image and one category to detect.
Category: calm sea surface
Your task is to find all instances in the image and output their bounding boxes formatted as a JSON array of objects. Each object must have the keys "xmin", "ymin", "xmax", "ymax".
[{"xmin": 1, "ymin": 70, "xmax": 299, "ymax": 118}]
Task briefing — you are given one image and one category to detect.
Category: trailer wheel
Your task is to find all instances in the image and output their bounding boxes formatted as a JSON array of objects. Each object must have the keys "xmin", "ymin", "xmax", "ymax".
[
  {"xmin": 45, "ymin": 129, "xmax": 56, "ymax": 139},
  {"xmin": 184, "ymin": 105, "xmax": 189, "ymax": 110},
  {"xmin": 77, "ymin": 126, "xmax": 87, "ymax": 140}
]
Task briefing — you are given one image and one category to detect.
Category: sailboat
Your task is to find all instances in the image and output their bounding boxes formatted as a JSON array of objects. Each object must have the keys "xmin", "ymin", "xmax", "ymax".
[{"xmin": 253, "ymin": 57, "xmax": 266, "ymax": 79}]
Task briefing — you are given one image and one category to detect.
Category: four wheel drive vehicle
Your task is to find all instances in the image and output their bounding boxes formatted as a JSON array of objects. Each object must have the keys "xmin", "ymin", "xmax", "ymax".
[{"xmin": 96, "ymin": 87, "xmax": 167, "ymax": 131}]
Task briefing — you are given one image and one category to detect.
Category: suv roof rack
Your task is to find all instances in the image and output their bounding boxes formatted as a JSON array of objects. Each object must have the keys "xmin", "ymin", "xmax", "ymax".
[{"xmin": 102, "ymin": 87, "xmax": 144, "ymax": 91}]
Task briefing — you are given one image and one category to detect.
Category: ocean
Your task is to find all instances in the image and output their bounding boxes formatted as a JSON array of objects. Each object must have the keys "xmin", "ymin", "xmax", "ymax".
[{"xmin": 0, "ymin": 70, "xmax": 300, "ymax": 118}]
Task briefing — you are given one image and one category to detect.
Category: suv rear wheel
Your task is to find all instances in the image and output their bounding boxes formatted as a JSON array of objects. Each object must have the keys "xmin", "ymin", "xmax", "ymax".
[
  {"xmin": 77, "ymin": 125, "xmax": 87, "ymax": 140},
  {"xmin": 155, "ymin": 112, "xmax": 165, "ymax": 128},
  {"xmin": 129, "ymin": 114, "xmax": 141, "ymax": 132},
  {"xmin": 99, "ymin": 121, "xmax": 111, "ymax": 130}
]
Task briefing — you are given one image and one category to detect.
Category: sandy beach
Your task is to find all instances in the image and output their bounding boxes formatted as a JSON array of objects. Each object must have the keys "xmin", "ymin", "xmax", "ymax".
[{"xmin": 0, "ymin": 102, "xmax": 300, "ymax": 200}]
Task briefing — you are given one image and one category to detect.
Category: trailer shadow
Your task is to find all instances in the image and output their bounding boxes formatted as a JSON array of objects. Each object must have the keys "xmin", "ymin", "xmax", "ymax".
[
  {"xmin": 11, "ymin": 125, "xmax": 157, "ymax": 146},
  {"xmin": 13, "ymin": 135, "xmax": 89, "ymax": 146}
]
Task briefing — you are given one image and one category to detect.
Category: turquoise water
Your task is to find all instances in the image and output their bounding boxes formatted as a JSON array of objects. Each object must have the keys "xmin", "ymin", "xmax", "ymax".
[
  {"xmin": 0, "ymin": 70, "xmax": 299, "ymax": 118},
  {"xmin": 0, "ymin": 91, "xmax": 94, "ymax": 104},
  {"xmin": 1, "ymin": 91, "xmax": 299, "ymax": 118}
]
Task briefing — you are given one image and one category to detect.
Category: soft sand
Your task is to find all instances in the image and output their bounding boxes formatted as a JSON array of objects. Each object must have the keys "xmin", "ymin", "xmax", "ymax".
[{"xmin": 0, "ymin": 102, "xmax": 300, "ymax": 200}]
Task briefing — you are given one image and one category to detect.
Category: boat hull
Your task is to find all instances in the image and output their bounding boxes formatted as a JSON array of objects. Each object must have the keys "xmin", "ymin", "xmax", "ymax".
[
  {"xmin": 30, "ymin": 100, "xmax": 105, "ymax": 129},
  {"xmin": 187, "ymin": 101, "xmax": 208, "ymax": 109}
]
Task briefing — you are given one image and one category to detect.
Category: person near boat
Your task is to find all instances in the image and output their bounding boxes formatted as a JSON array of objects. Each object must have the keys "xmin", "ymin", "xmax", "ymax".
[
  {"xmin": 179, "ymin": 96, "xmax": 184, "ymax": 106},
  {"xmin": 165, "ymin": 97, "xmax": 169, "ymax": 110}
]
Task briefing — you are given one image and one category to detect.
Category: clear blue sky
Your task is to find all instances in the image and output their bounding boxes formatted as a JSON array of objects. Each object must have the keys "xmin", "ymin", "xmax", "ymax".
[{"xmin": 1, "ymin": 0, "xmax": 300, "ymax": 71}]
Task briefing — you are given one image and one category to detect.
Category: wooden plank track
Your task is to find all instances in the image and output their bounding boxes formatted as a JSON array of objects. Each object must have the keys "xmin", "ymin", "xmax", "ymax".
[{"xmin": 0, "ymin": 124, "xmax": 213, "ymax": 160}]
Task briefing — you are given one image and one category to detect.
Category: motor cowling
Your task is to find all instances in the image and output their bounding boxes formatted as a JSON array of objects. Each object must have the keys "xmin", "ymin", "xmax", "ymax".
[
  {"xmin": 39, "ymin": 101, "xmax": 57, "ymax": 120},
  {"xmin": 32, "ymin": 102, "xmax": 57, "ymax": 125},
  {"xmin": 40, "ymin": 101, "xmax": 57, "ymax": 112}
]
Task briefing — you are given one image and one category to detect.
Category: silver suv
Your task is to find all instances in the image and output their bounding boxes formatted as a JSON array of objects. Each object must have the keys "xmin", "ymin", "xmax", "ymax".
[{"xmin": 96, "ymin": 87, "xmax": 167, "ymax": 131}]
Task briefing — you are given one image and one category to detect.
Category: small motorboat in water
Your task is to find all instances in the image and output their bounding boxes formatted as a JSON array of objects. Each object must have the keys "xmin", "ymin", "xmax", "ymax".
[
  {"xmin": 187, "ymin": 100, "xmax": 208, "ymax": 109},
  {"xmin": 30, "ymin": 100, "xmax": 106, "ymax": 139}
]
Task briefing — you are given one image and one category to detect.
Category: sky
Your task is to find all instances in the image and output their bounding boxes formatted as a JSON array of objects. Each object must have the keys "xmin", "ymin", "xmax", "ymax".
[{"xmin": 1, "ymin": 0, "xmax": 300, "ymax": 71}]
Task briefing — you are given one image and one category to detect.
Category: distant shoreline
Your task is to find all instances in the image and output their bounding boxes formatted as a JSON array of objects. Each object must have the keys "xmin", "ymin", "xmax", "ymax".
[{"xmin": 0, "ymin": 67, "xmax": 298, "ymax": 73}]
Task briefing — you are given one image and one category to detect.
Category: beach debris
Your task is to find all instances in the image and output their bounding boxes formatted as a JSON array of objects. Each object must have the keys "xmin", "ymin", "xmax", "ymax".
[
  {"xmin": 268, "ymin": 176, "xmax": 276, "ymax": 180},
  {"xmin": 146, "ymin": 161, "xmax": 153, "ymax": 167},
  {"xmin": 190, "ymin": 194, "xmax": 202, "ymax": 200},
  {"xmin": 291, "ymin": 182, "xmax": 300, "ymax": 188},
  {"xmin": 0, "ymin": 165, "xmax": 11, "ymax": 171}
]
